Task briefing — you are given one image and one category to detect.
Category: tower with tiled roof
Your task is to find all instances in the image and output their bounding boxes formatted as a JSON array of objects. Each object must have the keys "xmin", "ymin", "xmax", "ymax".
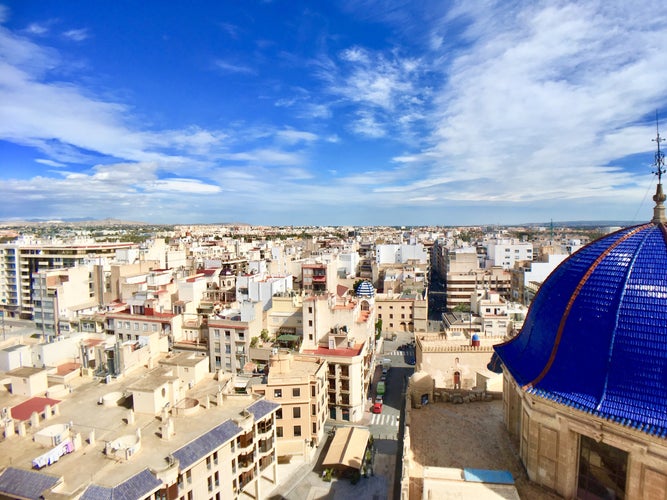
[{"xmin": 493, "ymin": 127, "xmax": 667, "ymax": 498}]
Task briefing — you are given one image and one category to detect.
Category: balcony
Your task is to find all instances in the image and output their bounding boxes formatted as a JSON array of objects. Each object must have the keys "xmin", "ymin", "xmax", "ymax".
[
  {"xmin": 238, "ymin": 470, "xmax": 256, "ymax": 490},
  {"xmin": 237, "ymin": 432, "xmax": 254, "ymax": 452},
  {"xmin": 238, "ymin": 451, "xmax": 256, "ymax": 473},
  {"xmin": 256, "ymin": 421, "xmax": 273, "ymax": 438},
  {"xmin": 259, "ymin": 455, "xmax": 273, "ymax": 472},
  {"xmin": 257, "ymin": 437, "xmax": 274, "ymax": 456}
]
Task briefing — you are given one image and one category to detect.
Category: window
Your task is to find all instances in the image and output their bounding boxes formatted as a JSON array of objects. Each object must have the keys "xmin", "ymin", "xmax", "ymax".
[
  {"xmin": 214, "ymin": 329, "xmax": 220, "ymax": 338},
  {"xmin": 312, "ymin": 422, "xmax": 317, "ymax": 434},
  {"xmin": 311, "ymin": 385, "xmax": 315, "ymax": 397},
  {"xmin": 225, "ymin": 345, "xmax": 231, "ymax": 354},
  {"xmin": 152, "ymin": 324, "xmax": 157, "ymax": 332},
  {"xmin": 238, "ymin": 332, "xmax": 244, "ymax": 340},
  {"xmin": 206, "ymin": 456, "xmax": 212, "ymax": 469},
  {"xmin": 294, "ymin": 425, "xmax": 301, "ymax": 437},
  {"xmin": 308, "ymin": 306, "xmax": 313, "ymax": 313},
  {"xmin": 578, "ymin": 435, "xmax": 628, "ymax": 499},
  {"xmin": 134, "ymin": 322, "xmax": 139, "ymax": 330},
  {"xmin": 225, "ymin": 330, "xmax": 231, "ymax": 338},
  {"xmin": 308, "ymin": 320, "xmax": 313, "ymax": 327},
  {"xmin": 276, "ymin": 426, "xmax": 283, "ymax": 437},
  {"xmin": 276, "ymin": 408, "xmax": 282, "ymax": 419},
  {"xmin": 293, "ymin": 407, "xmax": 301, "ymax": 418},
  {"xmin": 292, "ymin": 388, "xmax": 300, "ymax": 397},
  {"xmin": 311, "ymin": 404, "xmax": 316, "ymax": 416},
  {"xmin": 274, "ymin": 389, "xmax": 282, "ymax": 398},
  {"xmin": 186, "ymin": 470, "xmax": 192, "ymax": 484}
]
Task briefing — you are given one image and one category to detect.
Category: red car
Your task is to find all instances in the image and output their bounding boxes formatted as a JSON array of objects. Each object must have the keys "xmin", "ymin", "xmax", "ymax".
[{"xmin": 372, "ymin": 402, "xmax": 383, "ymax": 414}]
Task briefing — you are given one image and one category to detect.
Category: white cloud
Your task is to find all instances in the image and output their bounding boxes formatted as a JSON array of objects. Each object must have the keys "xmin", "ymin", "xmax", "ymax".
[
  {"xmin": 350, "ymin": 111, "xmax": 385, "ymax": 138},
  {"xmin": 35, "ymin": 158, "xmax": 66, "ymax": 167},
  {"xmin": 276, "ymin": 129, "xmax": 318, "ymax": 144},
  {"xmin": 63, "ymin": 28, "xmax": 89, "ymax": 41},
  {"xmin": 147, "ymin": 178, "xmax": 221, "ymax": 194},
  {"xmin": 25, "ymin": 23, "xmax": 49, "ymax": 35},
  {"xmin": 214, "ymin": 59, "xmax": 255, "ymax": 74}
]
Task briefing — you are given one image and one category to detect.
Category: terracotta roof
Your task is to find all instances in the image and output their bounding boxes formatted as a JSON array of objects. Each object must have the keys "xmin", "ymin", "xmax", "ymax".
[{"xmin": 11, "ymin": 397, "xmax": 61, "ymax": 421}]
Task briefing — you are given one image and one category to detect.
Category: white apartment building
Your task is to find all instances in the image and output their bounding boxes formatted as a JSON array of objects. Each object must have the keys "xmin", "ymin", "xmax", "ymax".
[
  {"xmin": 300, "ymin": 292, "xmax": 375, "ymax": 351},
  {"xmin": 207, "ymin": 301, "xmax": 264, "ymax": 373},
  {"xmin": 375, "ymin": 243, "xmax": 428, "ymax": 266},
  {"xmin": 484, "ymin": 239, "xmax": 533, "ymax": 270},
  {"xmin": 470, "ymin": 289, "xmax": 526, "ymax": 338},
  {"xmin": 236, "ymin": 274, "xmax": 293, "ymax": 311}
]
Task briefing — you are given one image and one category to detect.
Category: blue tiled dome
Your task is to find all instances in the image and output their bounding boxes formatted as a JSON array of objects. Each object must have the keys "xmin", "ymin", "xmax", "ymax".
[
  {"xmin": 495, "ymin": 222, "xmax": 667, "ymax": 436},
  {"xmin": 356, "ymin": 280, "xmax": 374, "ymax": 297}
]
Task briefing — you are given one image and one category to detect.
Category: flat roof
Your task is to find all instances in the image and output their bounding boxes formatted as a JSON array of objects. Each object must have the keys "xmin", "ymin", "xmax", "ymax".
[
  {"xmin": 7, "ymin": 366, "xmax": 45, "ymax": 378},
  {"xmin": 0, "ymin": 368, "xmax": 270, "ymax": 496}
]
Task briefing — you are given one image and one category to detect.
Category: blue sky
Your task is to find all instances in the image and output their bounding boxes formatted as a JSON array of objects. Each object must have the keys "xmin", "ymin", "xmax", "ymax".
[{"xmin": 2, "ymin": 1, "xmax": 667, "ymax": 226}]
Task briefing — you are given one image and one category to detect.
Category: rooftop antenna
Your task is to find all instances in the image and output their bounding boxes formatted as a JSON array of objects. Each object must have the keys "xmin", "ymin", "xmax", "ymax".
[{"xmin": 651, "ymin": 111, "xmax": 666, "ymax": 224}]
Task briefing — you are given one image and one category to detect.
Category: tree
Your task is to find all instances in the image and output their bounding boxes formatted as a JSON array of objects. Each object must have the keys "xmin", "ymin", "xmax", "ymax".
[{"xmin": 453, "ymin": 303, "xmax": 471, "ymax": 313}]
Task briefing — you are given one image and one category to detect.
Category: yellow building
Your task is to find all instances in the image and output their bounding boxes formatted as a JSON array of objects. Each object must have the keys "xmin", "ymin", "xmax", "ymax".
[{"xmin": 250, "ymin": 351, "xmax": 328, "ymax": 461}]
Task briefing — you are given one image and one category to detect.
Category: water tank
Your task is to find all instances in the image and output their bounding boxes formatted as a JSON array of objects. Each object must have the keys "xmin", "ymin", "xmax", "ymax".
[{"xmin": 471, "ymin": 333, "xmax": 480, "ymax": 347}]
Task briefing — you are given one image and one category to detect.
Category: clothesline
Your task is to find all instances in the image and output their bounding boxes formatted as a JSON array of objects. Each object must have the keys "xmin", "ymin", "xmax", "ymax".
[{"xmin": 32, "ymin": 438, "xmax": 74, "ymax": 469}]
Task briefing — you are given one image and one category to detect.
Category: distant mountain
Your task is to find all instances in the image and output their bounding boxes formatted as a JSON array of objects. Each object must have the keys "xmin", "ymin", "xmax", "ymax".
[
  {"xmin": 523, "ymin": 220, "xmax": 637, "ymax": 228},
  {"xmin": 0, "ymin": 218, "xmax": 155, "ymax": 227}
]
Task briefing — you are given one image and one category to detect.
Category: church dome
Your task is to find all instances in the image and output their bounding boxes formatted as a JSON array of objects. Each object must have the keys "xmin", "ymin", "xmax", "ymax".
[
  {"xmin": 356, "ymin": 280, "xmax": 374, "ymax": 297},
  {"xmin": 495, "ymin": 222, "xmax": 667, "ymax": 437}
]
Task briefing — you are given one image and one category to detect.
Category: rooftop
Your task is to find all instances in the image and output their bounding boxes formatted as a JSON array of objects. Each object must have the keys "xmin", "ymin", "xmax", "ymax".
[
  {"xmin": 407, "ymin": 399, "xmax": 559, "ymax": 500},
  {"xmin": 0, "ymin": 366, "xmax": 269, "ymax": 496}
]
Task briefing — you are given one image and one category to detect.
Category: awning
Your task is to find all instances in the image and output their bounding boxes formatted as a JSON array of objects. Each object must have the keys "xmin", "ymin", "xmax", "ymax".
[
  {"xmin": 322, "ymin": 426, "xmax": 370, "ymax": 470},
  {"xmin": 277, "ymin": 334, "xmax": 300, "ymax": 342}
]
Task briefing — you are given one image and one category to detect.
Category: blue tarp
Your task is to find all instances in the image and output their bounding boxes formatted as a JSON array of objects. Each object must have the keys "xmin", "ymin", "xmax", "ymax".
[{"xmin": 463, "ymin": 468, "xmax": 514, "ymax": 484}]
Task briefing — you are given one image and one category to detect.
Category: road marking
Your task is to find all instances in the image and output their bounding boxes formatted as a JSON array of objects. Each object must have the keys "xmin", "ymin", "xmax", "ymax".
[{"xmin": 370, "ymin": 414, "xmax": 399, "ymax": 427}]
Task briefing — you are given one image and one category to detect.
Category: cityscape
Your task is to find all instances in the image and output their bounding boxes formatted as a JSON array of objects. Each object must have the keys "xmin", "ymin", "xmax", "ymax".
[{"xmin": 2, "ymin": 2, "xmax": 667, "ymax": 499}]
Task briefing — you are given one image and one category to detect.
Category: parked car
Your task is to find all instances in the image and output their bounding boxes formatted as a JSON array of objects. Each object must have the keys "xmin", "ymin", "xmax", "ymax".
[
  {"xmin": 372, "ymin": 402, "xmax": 383, "ymax": 414},
  {"xmin": 377, "ymin": 381, "xmax": 386, "ymax": 395},
  {"xmin": 375, "ymin": 395, "xmax": 383, "ymax": 404}
]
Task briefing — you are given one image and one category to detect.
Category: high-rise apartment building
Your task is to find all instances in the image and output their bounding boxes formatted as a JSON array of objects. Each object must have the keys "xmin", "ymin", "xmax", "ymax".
[{"xmin": 0, "ymin": 239, "xmax": 135, "ymax": 319}]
